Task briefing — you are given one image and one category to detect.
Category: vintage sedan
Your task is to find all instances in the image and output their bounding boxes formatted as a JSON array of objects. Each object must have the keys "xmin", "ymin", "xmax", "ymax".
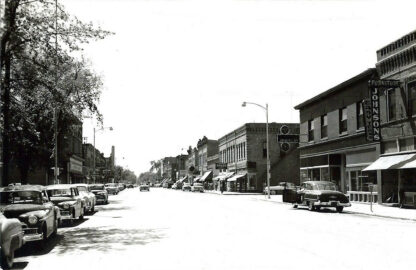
[
  {"xmin": 182, "ymin": 183, "xmax": 191, "ymax": 192},
  {"xmin": 0, "ymin": 185, "xmax": 59, "ymax": 246},
  {"xmin": 264, "ymin": 182, "xmax": 296, "ymax": 195},
  {"xmin": 105, "ymin": 183, "xmax": 119, "ymax": 195},
  {"xmin": 89, "ymin": 184, "xmax": 109, "ymax": 205},
  {"xmin": 46, "ymin": 185, "xmax": 84, "ymax": 225},
  {"xmin": 73, "ymin": 184, "xmax": 96, "ymax": 213},
  {"xmin": 283, "ymin": 181, "xmax": 351, "ymax": 212},
  {"xmin": 139, "ymin": 185, "xmax": 150, "ymax": 192},
  {"xmin": 191, "ymin": 183, "xmax": 204, "ymax": 193},
  {"xmin": 0, "ymin": 213, "xmax": 25, "ymax": 268}
]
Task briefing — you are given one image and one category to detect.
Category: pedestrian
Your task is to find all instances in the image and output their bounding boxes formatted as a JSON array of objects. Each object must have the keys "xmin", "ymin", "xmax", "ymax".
[{"xmin": 220, "ymin": 181, "xmax": 224, "ymax": 194}]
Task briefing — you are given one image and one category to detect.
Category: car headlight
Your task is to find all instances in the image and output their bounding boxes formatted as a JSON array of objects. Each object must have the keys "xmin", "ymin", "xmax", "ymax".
[{"xmin": 28, "ymin": 215, "xmax": 38, "ymax": 225}]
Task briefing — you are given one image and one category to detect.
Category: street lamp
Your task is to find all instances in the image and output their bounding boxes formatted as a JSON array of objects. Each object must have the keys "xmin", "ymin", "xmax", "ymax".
[
  {"xmin": 242, "ymin": 101, "xmax": 271, "ymax": 199},
  {"xmin": 93, "ymin": 126, "xmax": 113, "ymax": 184}
]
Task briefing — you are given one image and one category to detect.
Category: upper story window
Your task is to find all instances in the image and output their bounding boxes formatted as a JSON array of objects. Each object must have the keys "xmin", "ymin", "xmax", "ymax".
[
  {"xmin": 357, "ymin": 102, "xmax": 364, "ymax": 130},
  {"xmin": 308, "ymin": 120, "xmax": 314, "ymax": 141},
  {"xmin": 387, "ymin": 89, "xmax": 397, "ymax": 121},
  {"xmin": 320, "ymin": 115, "xmax": 328, "ymax": 139},
  {"xmin": 339, "ymin": 107, "xmax": 348, "ymax": 134},
  {"xmin": 409, "ymin": 81, "xmax": 416, "ymax": 116},
  {"xmin": 263, "ymin": 142, "xmax": 267, "ymax": 158}
]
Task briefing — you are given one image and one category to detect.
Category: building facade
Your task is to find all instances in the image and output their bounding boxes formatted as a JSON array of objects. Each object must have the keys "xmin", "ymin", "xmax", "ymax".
[
  {"xmin": 368, "ymin": 29, "xmax": 416, "ymax": 204},
  {"xmin": 196, "ymin": 136, "xmax": 218, "ymax": 189},
  {"xmin": 295, "ymin": 69, "xmax": 381, "ymax": 202},
  {"xmin": 218, "ymin": 123, "xmax": 300, "ymax": 192}
]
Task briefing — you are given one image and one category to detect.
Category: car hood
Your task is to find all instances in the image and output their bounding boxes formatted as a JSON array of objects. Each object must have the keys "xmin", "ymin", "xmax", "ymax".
[
  {"xmin": 50, "ymin": 197, "xmax": 76, "ymax": 204},
  {"xmin": 2, "ymin": 204, "xmax": 48, "ymax": 219}
]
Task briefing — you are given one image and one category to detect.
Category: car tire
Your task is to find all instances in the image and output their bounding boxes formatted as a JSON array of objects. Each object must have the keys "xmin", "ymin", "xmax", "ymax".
[
  {"xmin": 91, "ymin": 204, "xmax": 95, "ymax": 213},
  {"xmin": 336, "ymin": 206, "xmax": 344, "ymax": 213},
  {"xmin": 1, "ymin": 248, "xmax": 14, "ymax": 269},
  {"xmin": 79, "ymin": 208, "xmax": 85, "ymax": 220},
  {"xmin": 293, "ymin": 204, "xmax": 298, "ymax": 208},
  {"xmin": 308, "ymin": 201, "xmax": 315, "ymax": 211},
  {"xmin": 52, "ymin": 215, "xmax": 58, "ymax": 237}
]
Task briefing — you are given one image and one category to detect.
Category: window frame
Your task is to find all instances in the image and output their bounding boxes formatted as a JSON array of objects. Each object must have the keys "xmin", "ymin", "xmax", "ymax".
[
  {"xmin": 356, "ymin": 102, "xmax": 365, "ymax": 130},
  {"xmin": 387, "ymin": 88, "xmax": 397, "ymax": 122},
  {"xmin": 308, "ymin": 119, "xmax": 314, "ymax": 142},
  {"xmin": 408, "ymin": 81, "xmax": 416, "ymax": 117},
  {"xmin": 339, "ymin": 107, "xmax": 348, "ymax": 134},
  {"xmin": 320, "ymin": 114, "xmax": 328, "ymax": 139}
]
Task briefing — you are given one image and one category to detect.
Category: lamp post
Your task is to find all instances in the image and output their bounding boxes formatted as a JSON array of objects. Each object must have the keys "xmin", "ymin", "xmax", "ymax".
[
  {"xmin": 242, "ymin": 101, "xmax": 271, "ymax": 199},
  {"xmin": 92, "ymin": 126, "xmax": 113, "ymax": 184}
]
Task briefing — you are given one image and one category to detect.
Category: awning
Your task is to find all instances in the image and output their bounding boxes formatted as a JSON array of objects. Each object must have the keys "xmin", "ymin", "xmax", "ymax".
[
  {"xmin": 213, "ymin": 172, "xmax": 234, "ymax": 181},
  {"xmin": 363, "ymin": 154, "xmax": 416, "ymax": 171},
  {"xmin": 227, "ymin": 173, "xmax": 247, "ymax": 182},
  {"xmin": 200, "ymin": 171, "xmax": 213, "ymax": 182},
  {"xmin": 177, "ymin": 176, "xmax": 188, "ymax": 183}
]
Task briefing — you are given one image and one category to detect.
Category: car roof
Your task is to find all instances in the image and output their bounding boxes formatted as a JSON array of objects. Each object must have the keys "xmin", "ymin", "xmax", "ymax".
[
  {"xmin": 46, "ymin": 184, "xmax": 74, "ymax": 189},
  {"xmin": 0, "ymin": 185, "xmax": 45, "ymax": 192},
  {"xmin": 303, "ymin": 181, "xmax": 334, "ymax": 184},
  {"xmin": 73, "ymin": 184, "xmax": 88, "ymax": 187}
]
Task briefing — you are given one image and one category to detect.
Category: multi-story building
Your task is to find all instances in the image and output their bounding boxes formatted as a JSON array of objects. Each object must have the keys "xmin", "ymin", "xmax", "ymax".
[
  {"xmin": 185, "ymin": 147, "xmax": 199, "ymax": 183},
  {"xmin": 176, "ymin": 154, "xmax": 188, "ymax": 180},
  {"xmin": 218, "ymin": 123, "xmax": 299, "ymax": 192},
  {"xmin": 196, "ymin": 136, "xmax": 218, "ymax": 189},
  {"xmin": 295, "ymin": 69, "xmax": 381, "ymax": 201},
  {"xmin": 365, "ymin": 29, "xmax": 416, "ymax": 204},
  {"xmin": 161, "ymin": 157, "xmax": 178, "ymax": 182}
]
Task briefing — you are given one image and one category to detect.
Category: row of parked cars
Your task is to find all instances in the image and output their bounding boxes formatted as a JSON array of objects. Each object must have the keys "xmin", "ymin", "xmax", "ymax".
[
  {"xmin": 0, "ymin": 182, "xmax": 129, "ymax": 268},
  {"xmin": 165, "ymin": 182, "xmax": 204, "ymax": 193}
]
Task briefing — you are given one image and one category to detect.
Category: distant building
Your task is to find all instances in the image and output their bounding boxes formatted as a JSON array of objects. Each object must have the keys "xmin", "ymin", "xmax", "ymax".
[
  {"xmin": 196, "ymin": 136, "xmax": 218, "ymax": 189},
  {"xmin": 218, "ymin": 123, "xmax": 300, "ymax": 192}
]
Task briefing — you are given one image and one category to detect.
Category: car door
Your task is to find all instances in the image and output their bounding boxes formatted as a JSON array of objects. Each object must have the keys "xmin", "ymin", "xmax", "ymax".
[{"xmin": 283, "ymin": 184, "xmax": 302, "ymax": 203}]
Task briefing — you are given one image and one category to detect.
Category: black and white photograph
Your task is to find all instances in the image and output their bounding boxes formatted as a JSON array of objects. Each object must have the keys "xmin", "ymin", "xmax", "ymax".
[{"xmin": 1, "ymin": 0, "xmax": 416, "ymax": 269}]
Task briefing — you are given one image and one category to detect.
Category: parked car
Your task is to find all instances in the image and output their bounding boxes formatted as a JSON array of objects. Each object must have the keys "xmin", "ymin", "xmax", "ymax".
[
  {"xmin": 140, "ymin": 185, "xmax": 150, "ymax": 192},
  {"xmin": 191, "ymin": 183, "xmax": 204, "ymax": 193},
  {"xmin": 171, "ymin": 183, "xmax": 178, "ymax": 189},
  {"xmin": 0, "ymin": 185, "xmax": 59, "ymax": 246},
  {"xmin": 0, "ymin": 213, "xmax": 25, "ymax": 268},
  {"xmin": 105, "ymin": 183, "xmax": 119, "ymax": 195},
  {"xmin": 88, "ymin": 184, "xmax": 109, "ymax": 205},
  {"xmin": 127, "ymin": 184, "xmax": 134, "ymax": 188},
  {"xmin": 283, "ymin": 181, "xmax": 351, "ymax": 212},
  {"xmin": 73, "ymin": 184, "xmax": 96, "ymax": 213},
  {"xmin": 264, "ymin": 182, "xmax": 296, "ymax": 195},
  {"xmin": 182, "ymin": 183, "xmax": 191, "ymax": 192},
  {"xmin": 46, "ymin": 185, "xmax": 84, "ymax": 225},
  {"xmin": 117, "ymin": 183, "xmax": 125, "ymax": 192}
]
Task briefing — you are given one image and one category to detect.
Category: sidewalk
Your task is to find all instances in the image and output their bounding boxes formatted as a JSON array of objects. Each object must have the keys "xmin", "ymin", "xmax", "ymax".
[
  {"xmin": 256, "ymin": 195, "xmax": 416, "ymax": 221},
  {"xmin": 206, "ymin": 190, "xmax": 416, "ymax": 221}
]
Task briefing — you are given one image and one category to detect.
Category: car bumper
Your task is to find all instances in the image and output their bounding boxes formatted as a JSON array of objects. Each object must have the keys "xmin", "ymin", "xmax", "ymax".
[
  {"xmin": 96, "ymin": 198, "xmax": 107, "ymax": 203},
  {"xmin": 22, "ymin": 228, "xmax": 43, "ymax": 242},
  {"xmin": 314, "ymin": 201, "xmax": 351, "ymax": 207},
  {"xmin": 59, "ymin": 210, "xmax": 73, "ymax": 220}
]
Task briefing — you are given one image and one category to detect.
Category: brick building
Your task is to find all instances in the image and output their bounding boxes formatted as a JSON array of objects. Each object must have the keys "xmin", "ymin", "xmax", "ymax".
[
  {"xmin": 195, "ymin": 136, "xmax": 218, "ymax": 189},
  {"xmin": 295, "ymin": 69, "xmax": 380, "ymax": 201},
  {"xmin": 218, "ymin": 123, "xmax": 299, "ymax": 192},
  {"xmin": 363, "ymin": 29, "xmax": 416, "ymax": 204}
]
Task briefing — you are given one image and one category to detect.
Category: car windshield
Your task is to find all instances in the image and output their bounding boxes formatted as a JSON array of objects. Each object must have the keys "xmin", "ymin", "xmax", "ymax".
[
  {"xmin": 90, "ymin": 185, "xmax": 104, "ymax": 190},
  {"xmin": 77, "ymin": 186, "xmax": 88, "ymax": 192},
  {"xmin": 313, "ymin": 183, "xmax": 337, "ymax": 191},
  {"xmin": 47, "ymin": 189, "xmax": 72, "ymax": 197},
  {"xmin": 0, "ymin": 191, "xmax": 42, "ymax": 204}
]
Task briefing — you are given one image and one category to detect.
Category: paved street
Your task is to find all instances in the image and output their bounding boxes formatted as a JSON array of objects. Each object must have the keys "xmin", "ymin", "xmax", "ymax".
[{"xmin": 13, "ymin": 188, "xmax": 416, "ymax": 270}]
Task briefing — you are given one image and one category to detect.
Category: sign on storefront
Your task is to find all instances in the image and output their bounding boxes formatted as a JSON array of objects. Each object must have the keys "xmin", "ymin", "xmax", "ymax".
[
  {"xmin": 277, "ymin": 134, "xmax": 299, "ymax": 143},
  {"xmin": 215, "ymin": 163, "xmax": 227, "ymax": 170}
]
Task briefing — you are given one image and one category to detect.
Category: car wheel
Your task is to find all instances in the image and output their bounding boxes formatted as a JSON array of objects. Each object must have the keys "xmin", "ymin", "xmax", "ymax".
[
  {"xmin": 52, "ymin": 215, "xmax": 58, "ymax": 237},
  {"xmin": 293, "ymin": 204, "xmax": 298, "ymax": 208},
  {"xmin": 91, "ymin": 204, "xmax": 95, "ymax": 212},
  {"xmin": 1, "ymin": 248, "xmax": 14, "ymax": 269},
  {"xmin": 336, "ymin": 206, "xmax": 344, "ymax": 213},
  {"xmin": 308, "ymin": 201, "xmax": 315, "ymax": 211}
]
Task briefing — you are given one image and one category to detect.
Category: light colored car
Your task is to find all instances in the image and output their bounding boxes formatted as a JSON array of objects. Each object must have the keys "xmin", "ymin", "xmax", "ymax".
[
  {"xmin": 105, "ymin": 183, "xmax": 119, "ymax": 195},
  {"xmin": 46, "ymin": 185, "xmax": 84, "ymax": 225},
  {"xmin": 140, "ymin": 185, "xmax": 150, "ymax": 192},
  {"xmin": 89, "ymin": 184, "xmax": 109, "ymax": 205},
  {"xmin": 263, "ymin": 182, "xmax": 296, "ymax": 195},
  {"xmin": 0, "ymin": 213, "xmax": 25, "ymax": 268},
  {"xmin": 182, "ymin": 183, "xmax": 191, "ymax": 192},
  {"xmin": 191, "ymin": 183, "xmax": 204, "ymax": 193},
  {"xmin": 0, "ymin": 185, "xmax": 59, "ymax": 246},
  {"xmin": 73, "ymin": 184, "xmax": 96, "ymax": 213}
]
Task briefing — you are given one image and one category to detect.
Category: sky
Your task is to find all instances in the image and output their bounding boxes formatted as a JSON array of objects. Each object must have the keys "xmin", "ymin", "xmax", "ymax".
[{"xmin": 60, "ymin": 0, "xmax": 416, "ymax": 175}]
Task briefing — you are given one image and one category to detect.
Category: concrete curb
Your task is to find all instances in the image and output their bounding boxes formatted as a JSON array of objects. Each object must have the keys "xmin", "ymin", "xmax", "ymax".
[
  {"xmin": 204, "ymin": 191, "xmax": 263, "ymax": 196},
  {"xmin": 253, "ymin": 197, "xmax": 416, "ymax": 222}
]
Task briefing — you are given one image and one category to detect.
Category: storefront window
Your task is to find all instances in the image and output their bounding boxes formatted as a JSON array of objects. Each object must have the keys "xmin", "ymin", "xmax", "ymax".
[
  {"xmin": 321, "ymin": 167, "xmax": 329, "ymax": 181},
  {"xmin": 311, "ymin": 168, "xmax": 320, "ymax": 181},
  {"xmin": 300, "ymin": 169, "xmax": 309, "ymax": 182}
]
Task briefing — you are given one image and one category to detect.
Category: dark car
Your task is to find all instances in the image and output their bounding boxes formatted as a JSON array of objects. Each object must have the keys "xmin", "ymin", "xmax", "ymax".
[
  {"xmin": 283, "ymin": 181, "xmax": 351, "ymax": 212},
  {"xmin": 89, "ymin": 184, "xmax": 109, "ymax": 205},
  {"xmin": 140, "ymin": 185, "xmax": 150, "ymax": 192},
  {"xmin": 182, "ymin": 183, "xmax": 191, "ymax": 192},
  {"xmin": 0, "ymin": 185, "xmax": 59, "ymax": 245}
]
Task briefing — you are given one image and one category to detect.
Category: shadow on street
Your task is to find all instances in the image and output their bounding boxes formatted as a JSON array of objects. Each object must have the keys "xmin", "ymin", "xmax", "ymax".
[
  {"xmin": 54, "ymin": 226, "xmax": 165, "ymax": 254},
  {"xmin": 96, "ymin": 206, "xmax": 132, "ymax": 212}
]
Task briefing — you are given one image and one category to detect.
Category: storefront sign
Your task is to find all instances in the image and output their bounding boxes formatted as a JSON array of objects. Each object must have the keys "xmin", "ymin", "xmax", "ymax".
[
  {"xmin": 69, "ymin": 157, "xmax": 83, "ymax": 174},
  {"xmin": 370, "ymin": 88, "xmax": 381, "ymax": 141},
  {"xmin": 363, "ymin": 99, "xmax": 373, "ymax": 141},
  {"xmin": 277, "ymin": 134, "xmax": 299, "ymax": 143},
  {"xmin": 368, "ymin": 80, "xmax": 401, "ymax": 88},
  {"xmin": 215, "ymin": 163, "xmax": 227, "ymax": 170}
]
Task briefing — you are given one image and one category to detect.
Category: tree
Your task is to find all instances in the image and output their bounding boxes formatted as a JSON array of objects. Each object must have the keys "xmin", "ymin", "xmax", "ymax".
[{"xmin": 0, "ymin": 0, "xmax": 112, "ymax": 184}]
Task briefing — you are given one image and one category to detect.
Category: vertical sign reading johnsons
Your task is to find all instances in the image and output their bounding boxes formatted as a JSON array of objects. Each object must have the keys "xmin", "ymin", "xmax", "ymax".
[{"xmin": 365, "ymin": 80, "xmax": 401, "ymax": 142}]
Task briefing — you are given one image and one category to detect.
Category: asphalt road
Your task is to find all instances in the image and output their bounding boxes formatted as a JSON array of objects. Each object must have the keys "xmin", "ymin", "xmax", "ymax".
[{"xmin": 12, "ymin": 188, "xmax": 416, "ymax": 270}]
